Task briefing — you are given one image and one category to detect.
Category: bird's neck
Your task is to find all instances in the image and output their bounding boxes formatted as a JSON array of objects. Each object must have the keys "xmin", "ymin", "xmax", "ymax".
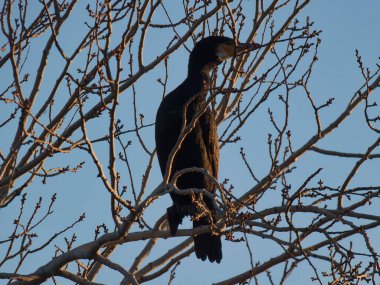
[
  {"xmin": 186, "ymin": 69, "xmax": 210, "ymax": 90},
  {"xmin": 182, "ymin": 71, "xmax": 210, "ymax": 105}
]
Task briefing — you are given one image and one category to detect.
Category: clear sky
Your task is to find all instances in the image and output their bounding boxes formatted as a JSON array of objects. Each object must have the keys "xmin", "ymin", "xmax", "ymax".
[{"xmin": 1, "ymin": 1, "xmax": 380, "ymax": 284}]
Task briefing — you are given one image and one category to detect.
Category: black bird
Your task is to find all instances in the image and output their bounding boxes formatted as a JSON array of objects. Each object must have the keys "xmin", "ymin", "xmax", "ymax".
[{"xmin": 155, "ymin": 36, "xmax": 260, "ymax": 263}]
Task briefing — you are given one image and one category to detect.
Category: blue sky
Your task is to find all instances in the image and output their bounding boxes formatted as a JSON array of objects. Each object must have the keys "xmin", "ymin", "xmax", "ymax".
[{"xmin": 1, "ymin": 1, "xmax": 380, "ymax": 284}]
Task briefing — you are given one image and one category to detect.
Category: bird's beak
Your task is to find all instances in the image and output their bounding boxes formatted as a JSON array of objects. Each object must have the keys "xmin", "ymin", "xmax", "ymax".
[{"xmin": 234, "ymin": 42, "xmax": 261, "ymax": 56}]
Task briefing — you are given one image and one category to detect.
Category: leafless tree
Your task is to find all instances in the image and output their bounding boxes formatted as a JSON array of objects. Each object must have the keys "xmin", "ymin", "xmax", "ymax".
[{"xmin": 1, "ymin": 0, "xmax": 380, "ymax": 284}]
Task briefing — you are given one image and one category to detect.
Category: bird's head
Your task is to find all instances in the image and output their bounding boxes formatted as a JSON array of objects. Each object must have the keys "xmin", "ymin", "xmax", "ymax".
[{"xmin": 188, "ymin": 36, "xmax": 261, "ymax": 75}]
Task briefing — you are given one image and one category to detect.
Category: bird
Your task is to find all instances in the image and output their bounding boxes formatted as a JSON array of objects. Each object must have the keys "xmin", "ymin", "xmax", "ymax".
[{"xmin": 155, "ymin": 36, "xmax": 260, "ymax": 263}]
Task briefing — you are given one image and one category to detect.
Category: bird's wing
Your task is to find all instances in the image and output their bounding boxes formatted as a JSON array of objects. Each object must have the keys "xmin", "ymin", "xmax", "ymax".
[
  {"xmin": 155, "ymin": 108, "xmax": 182, "ymax": 176},
  {"xmin": 201, "ymin": 108, "xmax": 219, "ymax": 179}
]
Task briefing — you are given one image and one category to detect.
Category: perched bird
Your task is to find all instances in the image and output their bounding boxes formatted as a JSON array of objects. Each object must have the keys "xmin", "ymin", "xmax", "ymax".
[{"xmin": 155, "ymin": 36, "xmax": 260, "ymax": 263}]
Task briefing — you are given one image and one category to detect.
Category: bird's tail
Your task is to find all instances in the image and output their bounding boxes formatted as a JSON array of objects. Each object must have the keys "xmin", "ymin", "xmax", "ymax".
[{"xmin": 193, "ymin": 217, "xmax": 222, "ymax": 263}]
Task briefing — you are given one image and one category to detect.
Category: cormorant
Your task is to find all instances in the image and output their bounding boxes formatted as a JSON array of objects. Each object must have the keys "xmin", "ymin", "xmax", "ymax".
[{"xmin": 155, "ymin": 36, "xmax": 260, "ymax": 263}]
